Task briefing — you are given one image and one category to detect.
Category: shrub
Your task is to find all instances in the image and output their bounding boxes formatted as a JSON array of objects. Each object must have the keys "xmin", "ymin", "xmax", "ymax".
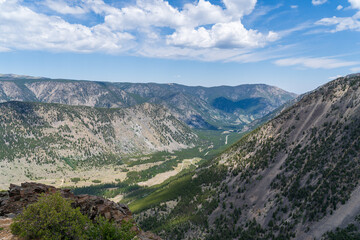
[
  {"xmin": 10, "ymin": 192, "xmax": 138, "ymax": 240},
  {"xmin": 71, "ymin": 177, "xmax": 81, "ymax": 183},
  {"xmin": 87, "ymin": 216, "xmax": 137, "ymax": 240},
  {"xmin": 10, "ymin": 192, "xmax": 90, "ymax": 240}
]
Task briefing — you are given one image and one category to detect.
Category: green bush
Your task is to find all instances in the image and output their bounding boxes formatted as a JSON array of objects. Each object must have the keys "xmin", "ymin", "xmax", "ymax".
[
  {"xmin": 71, "ymin": 177, "xmax": 81, "ymax": 183},
  {"xmin": 10, "ymin": 192, "xmax": 137, "ymax": 240},
  {"xmin": 87, "ymin": 216, "xmax": 137, "ymax": 240},
  {"xmin": 10, "ymin": 192, "xmax": 90, "ymax": 240}
]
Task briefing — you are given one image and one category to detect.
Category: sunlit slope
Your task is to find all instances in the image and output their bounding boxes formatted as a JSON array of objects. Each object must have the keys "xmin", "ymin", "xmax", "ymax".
[{"xmin": 0, "ymin": 101, "xmax": 197, "ymax": 188}]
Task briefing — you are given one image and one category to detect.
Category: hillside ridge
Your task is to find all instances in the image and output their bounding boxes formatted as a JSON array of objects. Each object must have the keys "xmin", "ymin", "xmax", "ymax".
[{"xmin": 0, "ymin": 74, "xmax": 297, "ymax": 129}]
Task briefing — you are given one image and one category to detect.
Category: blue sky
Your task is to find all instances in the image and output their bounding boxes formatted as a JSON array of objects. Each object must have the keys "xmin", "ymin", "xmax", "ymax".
[{"xmin": 0, "ymin": 0, "xmax": 359, "ymax": 93}]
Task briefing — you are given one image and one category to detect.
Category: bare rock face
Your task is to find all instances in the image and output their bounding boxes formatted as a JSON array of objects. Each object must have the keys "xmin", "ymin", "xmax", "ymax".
[{"xmin": 0, "ymin": 182, "xmax": 161, "ymax": 240}]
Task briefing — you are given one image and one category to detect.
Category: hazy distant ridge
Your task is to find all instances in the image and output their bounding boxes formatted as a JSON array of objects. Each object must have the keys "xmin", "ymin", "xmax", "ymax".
[{"xmin": 0, "ymin": 75, "xmax": 297, "ymax": 129}]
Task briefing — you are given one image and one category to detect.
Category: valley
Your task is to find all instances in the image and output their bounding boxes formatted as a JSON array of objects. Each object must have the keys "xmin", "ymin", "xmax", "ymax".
[
  {"xmin": 0, "ymin": 76, "xmax": 296, "ymax": 190},
  {"xmin": 1, "ymin": 73, "xmax": 359, "ymax": 240},
  {"xmin": 0, "ymin": 76, "xmax": 272, "ymax": 192}
]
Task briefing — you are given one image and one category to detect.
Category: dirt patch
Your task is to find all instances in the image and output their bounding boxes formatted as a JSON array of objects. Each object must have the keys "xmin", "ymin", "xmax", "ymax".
[
  {"xmin": 109, "ymin": 194, "xmax": 124, "ymax": 203},
  {"xmin": 0, "ymin": 160, "xmax": 167, "ymax": 191},
  {"xmin": 0, "ymin": 218, "xmax": 18, "ymax": 240},
  {"xmin": 138, "ymin": 158, "xmax": 201, "ymax": 187}
]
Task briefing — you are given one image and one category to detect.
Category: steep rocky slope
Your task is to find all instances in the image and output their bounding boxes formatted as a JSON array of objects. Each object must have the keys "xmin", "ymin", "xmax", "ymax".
[
  {"xmin": 0, "ymin": 75, "xmax": 296, "ymax": 129},
  {"xmin": 0, "ymin": 101, "xmax": 197, "ymax": 188},
  {"xmin": 131, "ymin": 74, "xmax": 360, "ymax": 239}
]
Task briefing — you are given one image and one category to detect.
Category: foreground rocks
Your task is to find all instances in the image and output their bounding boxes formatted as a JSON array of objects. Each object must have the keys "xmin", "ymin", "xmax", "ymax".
[{"xmin": 0, "ymin": 182, "xmax": 160, "ymax": 240}]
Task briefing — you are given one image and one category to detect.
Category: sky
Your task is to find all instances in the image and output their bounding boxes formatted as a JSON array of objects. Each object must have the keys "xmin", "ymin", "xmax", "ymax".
[{"xmin": 0, "ymin": 0, "xmax": 360, "ymax": 93}]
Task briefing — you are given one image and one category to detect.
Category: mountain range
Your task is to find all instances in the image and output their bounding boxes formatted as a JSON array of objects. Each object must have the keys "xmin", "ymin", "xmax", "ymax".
[{"xmin": 0, "ymin": 75, "xmax": 296, "ymax": 129}]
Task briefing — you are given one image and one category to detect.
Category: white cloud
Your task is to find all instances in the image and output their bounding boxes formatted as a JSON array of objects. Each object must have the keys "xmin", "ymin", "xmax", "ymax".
[
  {"xmin": 182, "ymin": 0, "xmax": 230, "ymax": 27},
  {"xmin": 349, "ymin": 0, "xmax": 360, "ymax": 9},
  {"xmin": 312, "ymin": 0, "xmax": 327, "ymax": 6},
  {"xmin": 223, "ymin": 0, "xmax": 257, "ymax": 18},
  {"xmin": 0, "ymin": 0, "xmax": 282, "ymax": 61},
  {"xmin": 0, "ymin": 46, "xmax": 10, "ymax": 52},
  {"xmin": 316, "ymin": 0, "xmax": 360, "ymax": 32},
  {"xmin": 317, "ymin": 16, "xmax": 360, "ymax": 32},
  {"xmin": 274, "ymin": 57, "xmax": 358, "ymax": 69},
  {"xmin": 351, "ymin": 66, "xmax": 360, "ymax": 72},
  {"xmin": 166, "ymin": 21, "xmax": 279, "ymax": 48},
  {"xmin": 101, "ymin": 0, "xmax": 187, "ymax": 31},
  {"xmin": 0, "ymin": 0, "xmax": 134, "ymax": 53},
  {"xmin": 328, "ymin": 75, "xmax": 343, "ymax": 80},
  {"xmin": 45, "ymin": 0, "xmax": 87, "ymax": 15},
  {"xmin": 291, "ymin": 5, "xmax": 298, "ymax": 9}
]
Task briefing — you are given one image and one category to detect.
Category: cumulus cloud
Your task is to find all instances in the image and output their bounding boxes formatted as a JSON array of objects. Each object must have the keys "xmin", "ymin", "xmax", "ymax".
[
  {"xmin": 0, "ymin": 0, "xmax": 281, "ymax": 60},
  {"xmin": 223, "ymin": 0, "xmax": 257, "ymax": 18},
  {"xmin": 312, "ymin": 0, "xmax": 327, "ymax": 6},
  {"xmin": 167, "ymin": 21, "xmax": 279, "ymax": 48},
  {"xmin": 0, "ymin": 0, "xmax": 134, "ymax": 53},
  {"xmin": 182, "ymin": 0, "xmax": 230, "ymax": 27},
  {"xmin": 337, "ymin": 5, "xmax": 343, "ymax": 10},
  {"xmin": 349, "ymin": 0, "xmax": 360, "ymax": 9},
  {"xmin": 274, "ymin": 57, "xmax": 358, "ymax": 69}
]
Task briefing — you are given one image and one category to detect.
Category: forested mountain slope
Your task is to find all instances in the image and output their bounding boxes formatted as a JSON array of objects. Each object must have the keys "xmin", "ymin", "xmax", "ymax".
[{"xmin": 131, "ymin": 74, "xmax": 360, "ymax": 239}]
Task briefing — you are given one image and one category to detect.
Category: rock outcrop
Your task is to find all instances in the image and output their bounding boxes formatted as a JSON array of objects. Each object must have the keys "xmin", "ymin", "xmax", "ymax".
[{"xmin": 0, "ymin": 182, "xmax": 161, "ymax": 240}]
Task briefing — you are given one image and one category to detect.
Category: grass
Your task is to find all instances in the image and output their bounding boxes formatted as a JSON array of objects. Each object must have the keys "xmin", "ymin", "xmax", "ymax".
[
  {"xmin": 71, "ymin": 182, "xmax": 141, "ymax": 198},
  {"xmin": 129, "ymin": 174, "xmax": 193, "ymax": 213},
  {"xmin": 70, "ymin": 128, "xmax": 244, "ymax": 213},
  {"xmin": 70, "ymin": 127, "xmax": 246, "ymax": 217},
  {"xmin": 123, "ymin": 151, "xmax": 170, "ymax": 167},
  {"xmin": 193, "ymin": 129, "xmax": 246, "ymax": 159},
  {"xmin": 62, "ymin": 157, "xmax": 77, "ymax": 170}
]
